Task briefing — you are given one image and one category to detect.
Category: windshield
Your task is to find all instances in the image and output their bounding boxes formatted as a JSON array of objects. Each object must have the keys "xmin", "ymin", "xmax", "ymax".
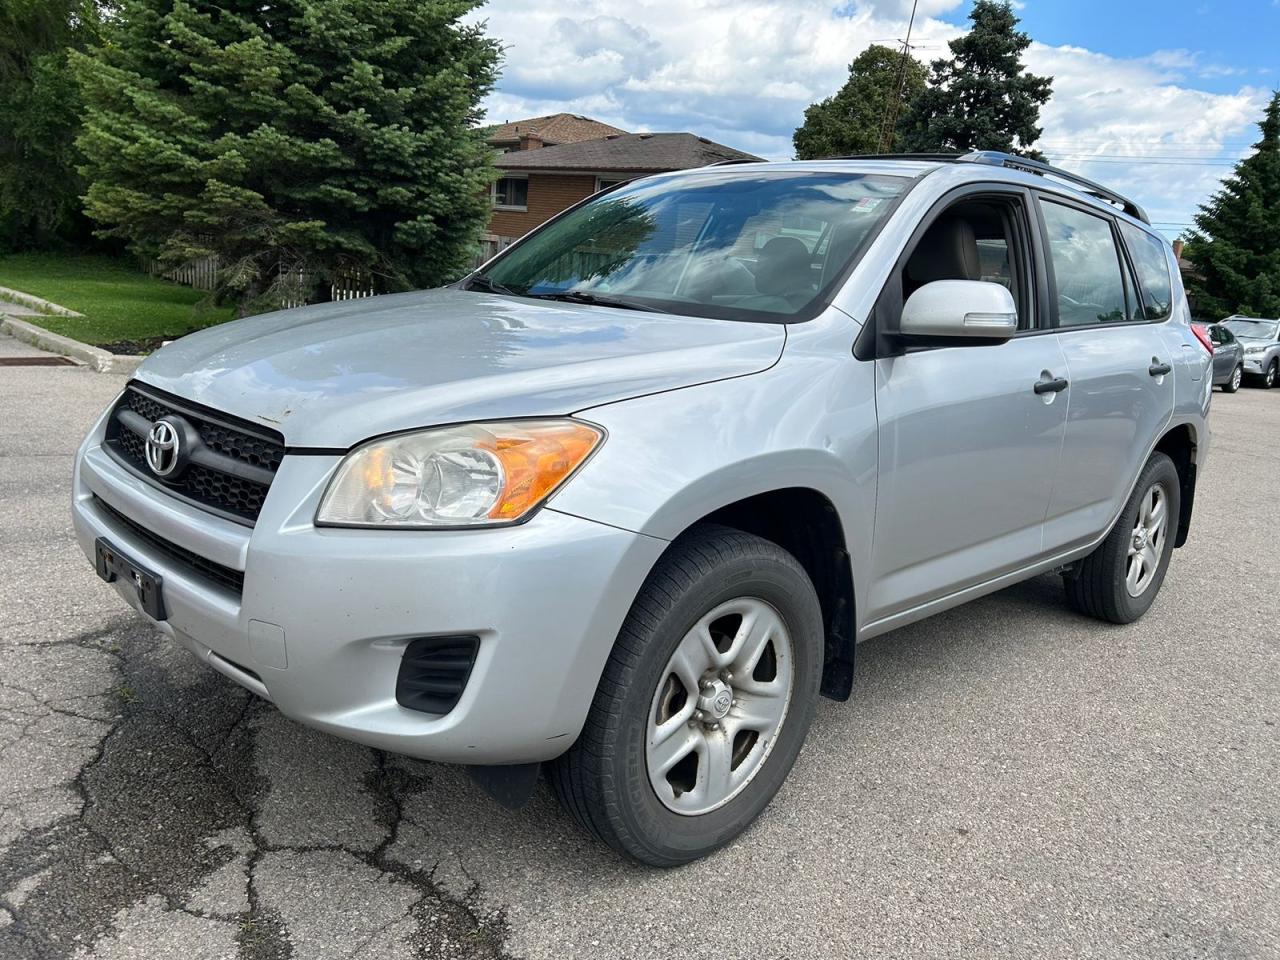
[
  {"xmin": 471, "ymin": 171, "xmax": 909, "ymax": 322},
  {"xmin": 1223, "ymin": 318, "xmax": 1279, "ymax": 340}
]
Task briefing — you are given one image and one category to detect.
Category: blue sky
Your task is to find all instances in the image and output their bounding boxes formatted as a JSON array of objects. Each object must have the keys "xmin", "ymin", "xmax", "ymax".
[{"xmin": 473, "ymin": 0, "xmax": 1278, "ymax": 238}]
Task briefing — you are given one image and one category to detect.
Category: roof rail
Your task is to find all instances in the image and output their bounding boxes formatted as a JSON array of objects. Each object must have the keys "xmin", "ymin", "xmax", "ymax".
[
  {"xmin": 828, "ymin": 150, "xmax": 1150, "ymax": 224},
  {"xmin": 706, "ymin": 157, "xmax": 765, "ymax": 166},
  {"xmin": 961, "ymin": 150, "xmax": 1150, "ymax": 224}
]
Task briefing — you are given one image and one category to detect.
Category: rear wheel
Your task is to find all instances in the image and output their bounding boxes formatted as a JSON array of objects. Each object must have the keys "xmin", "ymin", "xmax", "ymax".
[
  {"xmin": 1063, "ymin": 452, "xmax": 1180, "ymax": 624},
  {"xmin": 549, "ymin": 525, "xmax": 823, "ymax": 866},
  {"xmin": 1223, "ymin": 364, "xmax": 1242, "ymax": 393}
]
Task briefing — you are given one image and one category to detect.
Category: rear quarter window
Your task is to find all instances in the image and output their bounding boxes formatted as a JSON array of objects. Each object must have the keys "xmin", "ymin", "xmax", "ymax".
[{"xmin": 1119, "ymin": 221, "xmax": 1173, "ymax": 321}]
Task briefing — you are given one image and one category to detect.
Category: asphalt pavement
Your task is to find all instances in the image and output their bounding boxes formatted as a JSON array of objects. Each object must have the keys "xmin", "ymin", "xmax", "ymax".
[{"xmin": 2, "ymin": 339, "xmax": 1277, "ymax": 959}]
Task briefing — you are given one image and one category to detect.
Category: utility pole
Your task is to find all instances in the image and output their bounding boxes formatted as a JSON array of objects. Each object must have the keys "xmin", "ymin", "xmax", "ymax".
[{"xmin": 877, "ymin": 0, "xmax": 920, "ymax": 153}]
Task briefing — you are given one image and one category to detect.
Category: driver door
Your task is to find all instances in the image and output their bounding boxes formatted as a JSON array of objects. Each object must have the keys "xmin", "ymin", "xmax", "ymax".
[{"xmin": 866, "ymin": 186, "xmax": 1069, "ymax": 623}]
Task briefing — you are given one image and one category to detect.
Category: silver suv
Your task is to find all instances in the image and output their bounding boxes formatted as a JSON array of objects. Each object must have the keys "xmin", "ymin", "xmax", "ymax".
[
  {"xmin": 1220, "ymin": 316, "xmax": 1280, "ymax": 387},
  {"xmin": 73, "ymin": 153, "xmax": 1211, "ymax": 865}
]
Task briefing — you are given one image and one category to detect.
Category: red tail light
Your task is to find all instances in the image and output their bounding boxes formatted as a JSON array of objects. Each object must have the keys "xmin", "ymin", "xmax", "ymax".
[{"xmin": 1191, "ymin": 323, "xmax": 1215, "ymax": 355}]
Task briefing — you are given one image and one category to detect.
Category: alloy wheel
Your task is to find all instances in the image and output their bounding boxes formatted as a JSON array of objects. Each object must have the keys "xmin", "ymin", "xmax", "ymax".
[
  {"xmin": 1231, "ymin": 367, "xmax": 1242, "ymax": 391},
  {"xmin": 646, "ymin": 597, "xmax": 794, "ymax": 816},
  {"xmin": 1126, "ymin": 483, "xmax": 1168, "ymax": 597}
]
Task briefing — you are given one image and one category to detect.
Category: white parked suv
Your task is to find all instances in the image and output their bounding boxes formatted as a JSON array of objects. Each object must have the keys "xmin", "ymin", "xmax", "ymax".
[{"xmin": 73, "ymin": 152, "xmax": 1211, "ymax": 864}]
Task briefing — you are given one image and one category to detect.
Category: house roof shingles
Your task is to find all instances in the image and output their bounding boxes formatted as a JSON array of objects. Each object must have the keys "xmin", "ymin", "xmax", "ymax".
[
  {"xmin": 494, "ymin": 132, "xmax": 762, "ymax": 174},
  {"xmin": 486, "ymin": 113, "xmax": 627, "ymax": 146}
]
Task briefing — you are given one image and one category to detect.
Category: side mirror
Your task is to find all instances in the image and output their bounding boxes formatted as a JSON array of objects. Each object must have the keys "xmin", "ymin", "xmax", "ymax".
[{"xmin": 900, "ymin": 280, "xmax": 1017, "ymax": 341}]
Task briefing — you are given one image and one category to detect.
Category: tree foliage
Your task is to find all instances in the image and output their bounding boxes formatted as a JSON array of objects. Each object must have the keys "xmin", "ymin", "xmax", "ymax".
[
  {"xmin": 0, "ymin": 0, "xmax": 101, "ymax": 251},
  {"xmin": 1183, "ymin": 92, "xmax": 1280, "ymax": 319},
  {"xmin": 793, "ymin": 45, "xmax": 927, "ymax": 159},
  {"xmin": 72, "ymin": 0, "xmax": 502, "ymax": 309},
  {"xmin": 900, "ymin": 0, "xmax": 1051, "ymax": 159}
]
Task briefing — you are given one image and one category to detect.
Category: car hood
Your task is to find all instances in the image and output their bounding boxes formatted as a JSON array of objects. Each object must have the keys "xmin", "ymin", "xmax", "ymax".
[{"xmin": 135, "ymin": 288, "xmax": 785, "ymax": 447}]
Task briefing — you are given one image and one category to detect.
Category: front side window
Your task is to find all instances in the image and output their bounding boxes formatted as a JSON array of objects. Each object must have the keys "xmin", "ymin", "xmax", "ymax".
[
  {"xmin": 493, "ymin": 177, "xmax": 528, "ymax": 209},
  {"xmin": 1119, "ymin": 221, "xmax": 1173, "ymax": 320},
  {"xmin": 1041, "ymin": 200, "xmax": 1134, "ymax": 327},
  {"xmin": 475, "ymin": 171, "xmax": 909, "ymax": 322}
]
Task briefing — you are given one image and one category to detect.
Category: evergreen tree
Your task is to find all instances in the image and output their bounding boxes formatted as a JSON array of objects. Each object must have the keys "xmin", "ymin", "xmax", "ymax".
[
  {"xmin": 0, "ymin": 0, "xmax": 101, "ymax": 251},
  {"xmin": 1183, "ymin": 92, "xmax": 1280, "ymax": 319},
  {"xmin": 900, "ymin": 0, "xmax": 1051, "ymax": 158},
  {"xmin": 71, "ymin": 0, "xmax": 501, "ymax": 309},
  {"xmin": 793, "ymin": 45, "xmax": 927, "ymax": 159}
]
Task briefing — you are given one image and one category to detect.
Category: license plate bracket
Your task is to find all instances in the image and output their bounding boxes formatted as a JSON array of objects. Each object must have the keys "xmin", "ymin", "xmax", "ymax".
[{"xmin": 95, "ymin": 537, "xmax": 166, "ymax": 621}]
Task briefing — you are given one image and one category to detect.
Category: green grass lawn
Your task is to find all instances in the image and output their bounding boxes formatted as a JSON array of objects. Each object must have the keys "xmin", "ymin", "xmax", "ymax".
[{"xmin": 0, "ymin": 253, "xmax": 233, "ymax": 351}]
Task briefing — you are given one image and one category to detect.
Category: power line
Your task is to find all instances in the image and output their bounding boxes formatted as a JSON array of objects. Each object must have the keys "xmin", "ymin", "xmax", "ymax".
[{"xmin": 876, "ymin": 0, "xmax": 920, "ymax": 154}]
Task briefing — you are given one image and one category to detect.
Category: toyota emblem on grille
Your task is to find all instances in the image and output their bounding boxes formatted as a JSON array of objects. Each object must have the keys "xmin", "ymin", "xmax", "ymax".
[{"xmin": 145, "ymin": 418, "xmax": 182, "ymax": 477}]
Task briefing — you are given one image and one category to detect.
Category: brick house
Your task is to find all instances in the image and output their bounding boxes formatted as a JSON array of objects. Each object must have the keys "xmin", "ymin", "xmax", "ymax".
[{"xmin": 480, "ymin": 120, "xmax": 761, "ymax": 260}]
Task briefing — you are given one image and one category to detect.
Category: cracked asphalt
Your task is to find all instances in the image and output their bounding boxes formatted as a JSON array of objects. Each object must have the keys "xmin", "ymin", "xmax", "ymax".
[{"xmin": 2, "ymin": 342, "xmax": 1278, "ymax": 959}]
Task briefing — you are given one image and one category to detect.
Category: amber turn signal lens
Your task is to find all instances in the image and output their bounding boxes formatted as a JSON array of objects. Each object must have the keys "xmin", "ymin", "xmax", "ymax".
[{"xmin": 482, "ymin": 422, "xmax": 602, "ymax": 520}]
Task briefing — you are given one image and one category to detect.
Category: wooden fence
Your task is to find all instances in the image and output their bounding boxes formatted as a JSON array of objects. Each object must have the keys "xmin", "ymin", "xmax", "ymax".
[
  {"xmin": 143, "ymin": 256, "xmax": 378, "ymax": 305},
  {"xmin": 145, "ymin": 236, "xmax": 514, "ymax": 305}
]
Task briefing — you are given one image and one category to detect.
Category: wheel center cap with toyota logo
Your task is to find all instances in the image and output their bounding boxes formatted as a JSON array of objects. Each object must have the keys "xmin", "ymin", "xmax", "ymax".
[
  {"xmin": 145, "ymin": 417, "xmax": 186, "ymax": 478},
  {"xmin": 698, "ymin": 678, "xmax": 734, "ymax": 722}
]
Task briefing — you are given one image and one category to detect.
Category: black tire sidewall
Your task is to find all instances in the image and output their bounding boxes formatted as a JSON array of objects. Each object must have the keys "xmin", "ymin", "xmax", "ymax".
[
  {"xmin": 1101, "ymin": 453, "xmax": 1181, "ymax": 622},
  {"xmin": 606, "ymin": 547, "xmax": 823, "ymax": 864}
]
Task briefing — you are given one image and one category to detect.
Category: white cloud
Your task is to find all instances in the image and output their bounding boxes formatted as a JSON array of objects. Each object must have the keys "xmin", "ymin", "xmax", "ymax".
[{"xmin": 473, "ymin": 0, "xmax": 1268, "ymax": 234}]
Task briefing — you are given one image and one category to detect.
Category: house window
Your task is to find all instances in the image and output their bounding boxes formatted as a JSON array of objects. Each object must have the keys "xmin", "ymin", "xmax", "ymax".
[
  {"xmin": 493, "ymin": 176, "xmax": 528, "ymax": 210},
  {"xmin": 596, "ymin": 177, "xmax": 628, "ymax": 193}
]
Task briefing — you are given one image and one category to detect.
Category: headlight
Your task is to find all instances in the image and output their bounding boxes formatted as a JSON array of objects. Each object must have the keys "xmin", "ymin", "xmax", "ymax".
[
  {"xmin": 317, "ymin": 419, "xmax": 603, "ymax": 528},
  {"xmin": 1244, "ymin": 344, "xmax": 1266, "ymax": 355}
]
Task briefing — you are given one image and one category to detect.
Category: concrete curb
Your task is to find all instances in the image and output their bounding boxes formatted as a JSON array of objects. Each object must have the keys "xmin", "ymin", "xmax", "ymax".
[
  {"xmin": 0, "ymin": 285, "xmax": 85, "ymax": 317},
  {"xmin": 0, "ymin": 315, "xmax": 144, "ymax": 375}
]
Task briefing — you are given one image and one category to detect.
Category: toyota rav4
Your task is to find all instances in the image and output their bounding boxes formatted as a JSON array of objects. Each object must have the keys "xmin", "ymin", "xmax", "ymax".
[{"xmin": 73, "ymin": 152, "xmax": 1211, "ymax": 865}]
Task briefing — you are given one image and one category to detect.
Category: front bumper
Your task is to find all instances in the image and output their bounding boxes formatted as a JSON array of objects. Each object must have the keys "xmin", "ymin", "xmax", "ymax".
[
  {"xmin": 72, "ymin": 412, "xmax": 666, "ymax": 763},
  {"xmin": 1243, "ymin": 357, "xmax": 1268, "ymax": 374}
]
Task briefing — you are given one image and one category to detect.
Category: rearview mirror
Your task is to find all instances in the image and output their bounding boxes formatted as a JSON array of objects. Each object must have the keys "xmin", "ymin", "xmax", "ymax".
[{"xmin": 900, "ymin": 280, "xmax": 1017, "ymax": 341}]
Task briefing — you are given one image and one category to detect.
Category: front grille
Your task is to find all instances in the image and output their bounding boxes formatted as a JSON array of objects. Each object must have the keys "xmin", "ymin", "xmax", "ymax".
[
  {"xmin": 104, "ymin": 383, "xmax": 286, "ymax": 525},
  {"xmin": 396, "ymin": 636, "xmax": 480, "ymax": 715},
  {"xmin": 95, "ymin": 497, "xmax": 245, "ymax": 596}
]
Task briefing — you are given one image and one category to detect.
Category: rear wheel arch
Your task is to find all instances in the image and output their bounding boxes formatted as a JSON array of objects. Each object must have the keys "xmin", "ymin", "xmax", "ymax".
[{"xmin": 1154, "ymin": 423, "xmax": 1198, "ymax": 548}]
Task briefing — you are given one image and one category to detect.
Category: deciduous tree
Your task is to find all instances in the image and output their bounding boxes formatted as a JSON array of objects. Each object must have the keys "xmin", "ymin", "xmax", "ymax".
[
  {"xmin": 793, "ymin": 45, "xmax": 927, "ymax": 159},
  {"xmin": 0, "ymin": 0, "xmax": 101, "ymax": 251}
]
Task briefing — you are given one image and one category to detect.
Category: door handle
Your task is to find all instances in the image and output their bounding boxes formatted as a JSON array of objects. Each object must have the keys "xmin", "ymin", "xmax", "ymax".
[
  {"xmin": 1149, "ymin": 360, "xmax": 1172, "ymax": 377},
  {"xmin": 1034, "ymin": 377, "xmax": 1069, "ymax": 395}
]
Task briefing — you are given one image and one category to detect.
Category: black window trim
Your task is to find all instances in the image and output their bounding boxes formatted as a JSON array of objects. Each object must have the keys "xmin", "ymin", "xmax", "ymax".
[{"xmin": 855, "ymin": 181, "xmax": 1048, "ymax": 360}]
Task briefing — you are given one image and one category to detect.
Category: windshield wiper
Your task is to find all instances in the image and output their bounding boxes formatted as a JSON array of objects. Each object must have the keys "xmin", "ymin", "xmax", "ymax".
[
  {"xmin": 525, "ymin": 290, "xmax": 670, "ymax": 314},
  {"xmin": 464, "ymin": 274, "xmax": 520, "ymax": 296}
]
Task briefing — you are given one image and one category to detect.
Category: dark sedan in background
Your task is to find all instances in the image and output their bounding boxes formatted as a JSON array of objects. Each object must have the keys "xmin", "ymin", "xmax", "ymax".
[{"xmin": 1206, "ymin": 323, "xmax": 1245, "ymax": 392}]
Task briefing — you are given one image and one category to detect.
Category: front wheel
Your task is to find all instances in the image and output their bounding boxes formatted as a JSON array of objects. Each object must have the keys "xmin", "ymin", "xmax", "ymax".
[
  {"xmin": 1223, "ymin": 364, "xmax": 1243, "ymax": 393},
  {"xmin": 1063, "ymin": 452, "xmax": 1180, "ymax": 624},
  {"xmin": 1264, "ymin": 361, "xmax": 1279, "ymax": 389},
  {"xmin": 549, "ymin": 525, "xmax": 823, "ymax": 866}
]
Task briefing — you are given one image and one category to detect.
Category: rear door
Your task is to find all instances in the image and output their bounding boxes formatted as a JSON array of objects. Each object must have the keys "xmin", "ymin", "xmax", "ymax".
[{"xmin": 1040, "ymin": 199, "xmax": 1175, "ymax": 552}]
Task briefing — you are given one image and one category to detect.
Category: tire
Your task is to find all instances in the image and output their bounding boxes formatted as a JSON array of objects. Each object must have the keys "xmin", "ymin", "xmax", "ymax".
[
  {"xmin": 1063, "ymin": 452, "xmax": 1180, "ymax": 624},
  {"xmin": 1222, "ymin": 365, "xmax": 1243, "ymax": 393},
  {"xmin": 1264, "ymin": 361, "xmax": 1279, "ymax": 389},
  {"xmin": 549, "ymin": 524, "xmax": 823, "ymax": 866}
]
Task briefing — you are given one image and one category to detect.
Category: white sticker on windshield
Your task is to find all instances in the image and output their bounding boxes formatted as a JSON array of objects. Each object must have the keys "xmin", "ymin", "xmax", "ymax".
[{"xmin": 853, "ymin": 197, "xmax": 884, "ymax": 212}]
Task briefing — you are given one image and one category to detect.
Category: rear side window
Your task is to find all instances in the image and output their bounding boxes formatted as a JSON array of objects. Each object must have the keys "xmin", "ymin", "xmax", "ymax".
[
  {"xmin": 1041, "ymin": 200, "xmax": 1136, "ymax": 327},
  {"xmin": 1119, "ymin": 221, "xmax": 1173, "ymax": 320}
]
